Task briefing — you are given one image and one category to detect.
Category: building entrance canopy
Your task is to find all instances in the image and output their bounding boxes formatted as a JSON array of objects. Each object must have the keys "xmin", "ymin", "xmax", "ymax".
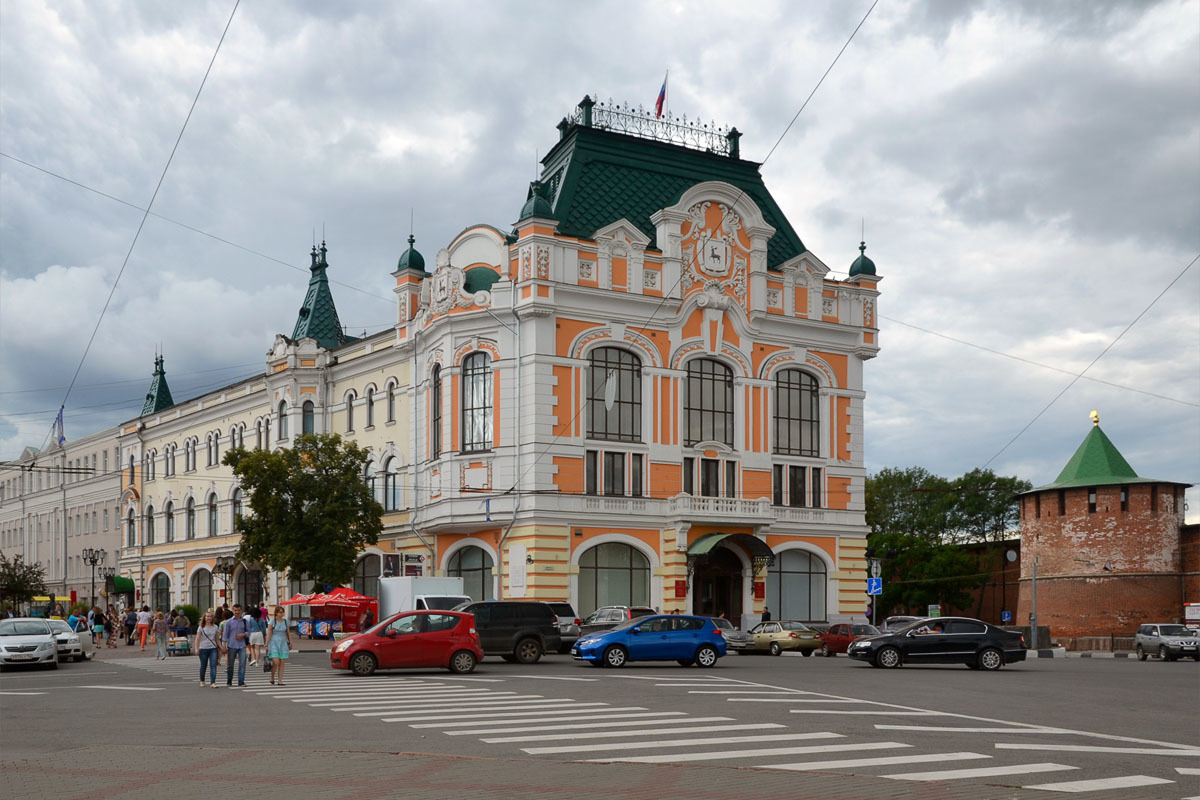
[{"xmin": 687, "ymin": 533, "xmax": 775, "ymax": 573}]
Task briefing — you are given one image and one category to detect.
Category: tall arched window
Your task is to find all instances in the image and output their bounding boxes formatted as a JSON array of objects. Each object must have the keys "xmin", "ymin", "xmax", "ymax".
[
  {"xmin": 128, "ymin": 454, "xmax": 135, "ymax": 485},
  {"xmin": 765, "ymin": 549, "xmax": 827, "ymax": 622},
  {"xmin": 578, "ymin": 542, "xmax": 650, "ymax": 617},
  {"xmin": 684, "ymin": 358, "xmax": 734, "ymax": 446},
  {"xmin": 345, "ymin": 392, "xmax": 356, "ymax": 432},
  {"xmin": 255, "ymin": 420, "xmax": 264, "ymax": 450},
  {"xmin": 460, "ymin": 353, "xmax": 492, "ymax": 452},
  {"xmin": 386, "ymin": 382, "xmax": 396, "ymax": 423},
  {"xmin": 207, "ymin": 494, "xmax": 218, "ymax": 536},
  {"xmin": 150, "ymin": 573, "xmax": 171, "ymax": 613},
  {"xmin": 186, "ymin": 498, "xmax": 196, "ymax": 539},
  {"xmin": 365, "ymin": 462, "xmax": 379, "ymax": 506},
  {"xmin": 230, "ymin": 489, "xmax": 243, "ymax": 532},
  {"xmin": 431, "ymin": 366, "xmax": 443, "ymax": 458},
  {"xmin": 448, "ymin": 546, "xmax": 494, "ymax": 602},
  {"xmin": 366, "ymin": 388, "xmax": 375, "ymax": 428},
  {"xmin": 588, "ymin": 347, "xmax": 642, "ymax": 441},
  {"xmin": 277, "ymin": 401, "xmax": 289, "ymax": 439},
  {"xmin": 127, "ymin": 510, "xmax": 136, "ymax": 546},
  {"xmin": 236, "ymin": 568, "xmax": 263, "ymax": 608},
  {"xmin": 383, "ymin": 457, "xmax": 401, "ymax": 512},
  {"xmin": 164, "ymin": 501, "xmax": 175, "ymax": 542},
  {"xmin": 190, "ymin": 569, "xmax": 213, "ymax": 612},
  {"xmin": 144, "ymin": 506, "xmax": 156, "ymax": 545},
  {"xmin": 774, "ymin": 369, "xmax": 819, "ymax": 456},
  {"xmin": 354, "ymin": 554, "xmax": 382, "ymax": 599},
  {"xmin": 302, "ymin": 401, "xmax": 315, "ymax": 435}
]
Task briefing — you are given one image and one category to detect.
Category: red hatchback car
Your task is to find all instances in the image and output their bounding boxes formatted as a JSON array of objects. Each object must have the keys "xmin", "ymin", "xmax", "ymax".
[
  {"xmin": 331, "ymin": 610, "xmax": 483, "ymax": 675},
  {"xmin": 820, "ymin": 623, "xmax": 880, "ymax": 657}
]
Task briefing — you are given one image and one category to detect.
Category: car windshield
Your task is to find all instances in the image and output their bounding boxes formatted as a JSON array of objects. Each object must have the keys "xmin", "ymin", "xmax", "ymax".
[
  {"xmin": 549, "ymin": 604, "xmax": 575, "ymax": 616},
  {"xmin": 0, "ymin": 620, "xmax": 51, "ymax": 636},
  {"xmin": 47, "ymin": 620, "xmax": 72, "ymax": 634},
  {"xmin": 710, "ymin": 618, "xmax": 733, "ymax": 630},
  {"xmin": 422, "ymin": 596, "xmax": 469, "ymax": 610},
  {"xmin": 850, "ymin": 624, "xmax": 879, "ymax": 635},
  {"xmin": 781, "ymin": 622, "xmax": 813, "ymax": 632},
  {"xmin": 1160, "ymin": 625, "xmax": 1194, "ymax": 636}
]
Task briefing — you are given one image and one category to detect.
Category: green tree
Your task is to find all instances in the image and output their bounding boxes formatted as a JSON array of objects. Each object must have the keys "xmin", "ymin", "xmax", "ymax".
[
  {"xmin": 223, "ymin": 433, "xmax": 384, "ymax": 588},
  {"xmin": 0, "ymin": 552, "xmax": 48, "ymax": 606}
]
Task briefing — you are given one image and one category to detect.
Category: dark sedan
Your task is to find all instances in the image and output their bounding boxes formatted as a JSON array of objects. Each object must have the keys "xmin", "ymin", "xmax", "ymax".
[{"xmin": 847, "ymin": 616, "xmax": 1027, "ymax": 671}]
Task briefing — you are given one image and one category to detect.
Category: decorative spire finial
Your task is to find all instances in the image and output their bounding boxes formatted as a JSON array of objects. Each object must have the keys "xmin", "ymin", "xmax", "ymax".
[{"xmin": 1090, "ymin": 409, "xmax": 1100, "ymax": 427}]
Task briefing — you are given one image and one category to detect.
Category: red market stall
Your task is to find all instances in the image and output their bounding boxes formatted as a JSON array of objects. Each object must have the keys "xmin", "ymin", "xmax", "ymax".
[{"xmin": 295, "ymin": 587, "xmax": 378, "ymax": 638}]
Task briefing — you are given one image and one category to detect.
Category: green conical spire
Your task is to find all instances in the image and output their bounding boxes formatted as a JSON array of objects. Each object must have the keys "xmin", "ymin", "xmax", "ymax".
[
  {"xmin": 292, "ymin": 241, "xmax": 350, "ymax": 350},
  {"xmin": 141, "ymin": 354, "xmax": 175, "ymax": 416},
  {"xmin": 1023, "ymin": 415, "xmax": 1181, "ymax": 493}
]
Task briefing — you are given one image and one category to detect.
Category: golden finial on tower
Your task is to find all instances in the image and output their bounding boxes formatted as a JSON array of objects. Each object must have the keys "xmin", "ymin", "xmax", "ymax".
[{"xmin": 1089, "ymin": 409, "xmax": 1100, "ymax": 427}]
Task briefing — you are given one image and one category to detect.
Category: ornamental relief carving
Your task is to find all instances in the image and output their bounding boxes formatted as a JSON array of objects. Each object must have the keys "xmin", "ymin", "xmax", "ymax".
[
  {"xmin": 863, "ymin": 298, "xmax": 875, "ymax": 327},
  {"xmin": 419, "ymin": 249, "xmax": 491, "ymax": 320},
  {"xmin": 578, "ymin": 260, "xmax": 594, "ymax": 280},
  {"xmin": 642, "ymin": 269, "xmax": 658, "ymax": 289},
  {"xmin": 536, "ymin": 246, "xmax": 550, "ymax": 279},
  {"xmin": 821, "ymin": 297, "xmax": 835, "ymax": 317},
  {"xmin": 766, "ymin": 289, "xmax": 781, "ymax": 307}
]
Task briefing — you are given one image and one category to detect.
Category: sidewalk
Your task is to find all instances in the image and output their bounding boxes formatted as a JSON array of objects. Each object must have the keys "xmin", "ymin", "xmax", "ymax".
[{"xmin": 89, "ymin": 633, "xmax": 332, "ymax": 660}]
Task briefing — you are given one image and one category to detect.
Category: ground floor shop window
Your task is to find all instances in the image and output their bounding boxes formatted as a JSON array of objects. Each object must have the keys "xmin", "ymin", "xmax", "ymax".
[
  {"xmin": 237, "ymin": 569, "xmax": 264, "ymax": 608},
  {"xmin": 447, "ymin": 546, "xmax": 493, "ymax": 601},
  {"xmin": 578, "ymin": 542, "xmax": 650, "ymax": 617},
  {"xmin": 764, "ymin": 549, "xmax": 827, "ymax": 622},
  {"xmin": 190, "ymin": 569, "xmax": 213, "ymax": 612},
  {"xmin": 151, "ymin": 573, "xmax": 171, "ymax": 613},
  {"xmin": 354, "ymin": 554, "xmax": 381, "ymax": 599}
]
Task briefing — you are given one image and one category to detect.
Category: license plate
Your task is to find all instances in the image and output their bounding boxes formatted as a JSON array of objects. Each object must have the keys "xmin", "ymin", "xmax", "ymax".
[
  {"xmin": 571, "ymin": 649, "xmax": 579, "ymax": 655},
  {"xmin": 10, "ymin": 654, "xmax": 33, "ymax": 661}
]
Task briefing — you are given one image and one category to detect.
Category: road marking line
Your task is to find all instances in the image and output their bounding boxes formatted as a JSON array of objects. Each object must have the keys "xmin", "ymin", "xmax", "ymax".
[
  {"xmin": 76, "ymin": 685, "xmax": 163, "ymax": 691},
  {"xmin": 586, "ymin": 740, "xmax": 909, "ymax": 764},
  {"xmin": 310, "ymin": 692, "xmax": 531, "ymax": 707},
  {"xmin": 877, "ymin": 725, "xmax": 1071, "ymax": 734},
  {"xmin": 686, "ymin": 689, "xmax": 799, "ymax": 694},
  {"xmin": 403, "ymin": 706, "xmax": 651, "ymax": 725},
  {"xmin": 327, "ymin": 695, "xmax": 523, "ymax": 711},
  {"xmin": 790, "ymin": 710, "xmax": 939, "ymax": 715},
  {"xmin": 760, "ymin": 752, "xmax": 989, "ymax": 772},
  {"xmin": 1024, "ymin": 775, "xmax": 1174, "ymax": 792},
  {"xmin": 996, "ymin": 744, "xmax": 1200, "ymax": 756},
  {"xmin": 481, "ymin": 723, "xmax": 783, "ymax": 743},
  {"xmin": 0, "ymin": 691, "xmax": 46, "ymax": 695},
  {"xmin": 600, "ymin": 675, "xmax": 730, "ymax": 681},
  {"xmin": 728, "ymin": 697, "xmax": 864, "ymax": 703},
  {"xmin": 285, "ymin": 687, "xmax": 502, "ymax": 700},
  {"xmin": 442, "ymin": 713, "xmax": 704, "ymax": 735},
  {"xmin": 883, "ymin": 763, "xmax": 1078, "ymax": 781},
  {"xmin": 1176, "ymin": 767, "xmax": 1200, "ymax": 775},
  {"xmin": 523, "ymin": 732, "xmax": 841, "ymax": 755},
  {"xmin": 654, "ymin": 682, "xmax": 749, "ymax": 687},
  {"xmin": 504, "ymin": 675, "xmax": 597, "ymax": 681},
  {"xmin": 356, "ymin": 700, "xmax": 603, "ymax": 717}
]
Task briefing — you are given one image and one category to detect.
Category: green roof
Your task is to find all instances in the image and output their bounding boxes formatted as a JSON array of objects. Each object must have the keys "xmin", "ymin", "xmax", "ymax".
[
  {"xmin": 1025, "ymin": 424, "xmax": 1186, "ymax": 493},
  {"xmin": 396, "ymin": 234, "xmax": 427, "ymax": 274},
  {"xmin": 849, "ymin": 241, "xmax": 877, "ymax": 277},
  {"xmin": 463, "ymin": 266, "xmax": 501, "ymax": 293},
  {"xmin": 141, "ymin": 355, "xmax": 175, "ymax": 416},
  {"xmin": 292, "ymin": 242, "xmax": 352, "ymax": 350},
  {"xmin": 538, "ymin": 124, "xmax": 805, "ymax": 269}
]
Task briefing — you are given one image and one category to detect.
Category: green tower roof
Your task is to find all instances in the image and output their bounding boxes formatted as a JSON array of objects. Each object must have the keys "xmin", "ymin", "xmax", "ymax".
[
  {"xmin": 1024, "ymin": 421, "xmax": 1188, "ymax": 493},
  {"xmin": 849, "ymin": 241, "xmax": 877, "ymax": 277},
  {"xmin": 292, "ymin": 242, "xmax": 352, "ymax": 350},
  {"xmin": 396, "ymin": 234, "xmax": 427, "ymax": 274},
  {"xmin": 518, "ymin": 179, "xmax": 556, "ymax": 221},
  {"xmin": 141, "ymin": 354, "xmax": 175, "ymax": 416}
]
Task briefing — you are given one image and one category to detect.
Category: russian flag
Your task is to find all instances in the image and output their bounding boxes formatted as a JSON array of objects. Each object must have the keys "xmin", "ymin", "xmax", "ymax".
[{"xmin": 655, "ymin": 71, "xmax": 667, "ymax": 118}]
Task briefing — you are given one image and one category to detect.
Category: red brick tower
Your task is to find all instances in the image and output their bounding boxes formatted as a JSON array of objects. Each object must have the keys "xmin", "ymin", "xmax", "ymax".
[{"xmin": 1016, "ymin": 414, "xmax": 1191, "ymax": 638}]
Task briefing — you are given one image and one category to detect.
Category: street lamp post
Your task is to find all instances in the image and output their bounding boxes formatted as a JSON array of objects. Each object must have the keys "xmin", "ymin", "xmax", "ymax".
[
  {"xmin": 215, "ymin": 556, "xmax": 237, "ymax": 606},
  {"xmin": 99, "ymin": 567, "xmax": 115, "ymax": 606},
  {"xmin": 82, "ymin": 547, "xmax": 106, "ymax": 608}
]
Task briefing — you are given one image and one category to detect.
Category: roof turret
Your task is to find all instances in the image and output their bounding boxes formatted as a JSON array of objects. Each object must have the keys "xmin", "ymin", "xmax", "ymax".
[
  {"xmin": 518, "ymin": 179, "xmax": 556, "ymax": 221},
  {"xmin": 396, "ymin": 234, "xmax": 427, "ymax": 274},
  {"xmin": 141, "ymin": 354, "xmax": 175, "ymax": 416},
  {"xmin": 849, "ymin": 241, "xmax": 876, "ymax": 277},
  {"xmin": 292, "ymin": 241, "xmax": 351, "ymax": 350}
]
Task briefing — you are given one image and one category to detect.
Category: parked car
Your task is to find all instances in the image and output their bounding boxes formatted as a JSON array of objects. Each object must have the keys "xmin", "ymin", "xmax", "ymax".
[
  {"xmin": 0, "ymin": 618, "xmax": 59, "ymax": 671},
  {"xmin": 1135, "ymin": 623, "xmax": 1200, "ymax": 662},
  {"xmin": 880, "ymin": 615, "xmax": 920, "ymax": 632},
  {"xmin": 819, "ymin": 623, "xmax": 879, "ymax": 657},
  {"xmin": 548, "ymin": 602, "xmax": 581, "ymax": 654},
  {"xmin": 742, "ymin": 620, "xmax": 822, "ymax": 656},
  {"xmin": 578, "ymin": 605, "xmax": 657, "ymax": 636},
  {"xmin": 847, "ymin": 616, "xmax": 1027, "ymax": 670},
  {"xmin": 330, "ymin": 610, "xmax": 483, "ymax": 676},
  {"xmin": 453, "ymin": 600, "xmax": 561, "ymax": 664},
  {"xmin": 712, "ymin": 617, "xmax": 754, "ymax": 651},
  {"xmin": 47, "ymin": 618, "xmax": 93, "ymax": 662},
  {"xmin": 572, "ymin": 614, "xmax": 727, "ymax": 668}
]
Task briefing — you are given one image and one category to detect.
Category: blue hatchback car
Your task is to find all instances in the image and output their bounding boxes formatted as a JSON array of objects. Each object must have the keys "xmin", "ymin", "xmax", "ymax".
[{"xmin": 571, "ymin": 614, "xmax": 727, "ymax": 668}]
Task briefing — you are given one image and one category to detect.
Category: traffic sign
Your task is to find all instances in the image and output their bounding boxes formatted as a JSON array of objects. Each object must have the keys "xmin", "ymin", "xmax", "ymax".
[
  {"xmin": 1001, "ymin": 610, "xmax": 1012, "ymax": 623},
  {"xmin": 868, "ymin": 558, "xmax": 881, "ymax": 579},
  {"xmin": 866, "ymin": 578, "xmax": 883, "ymax": 596}
]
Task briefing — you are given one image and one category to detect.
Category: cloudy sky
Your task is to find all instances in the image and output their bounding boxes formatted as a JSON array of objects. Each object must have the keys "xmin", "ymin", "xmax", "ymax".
[{"xmin": 2, "ymin": 0, "xmax": 1197, "ymax": 519}]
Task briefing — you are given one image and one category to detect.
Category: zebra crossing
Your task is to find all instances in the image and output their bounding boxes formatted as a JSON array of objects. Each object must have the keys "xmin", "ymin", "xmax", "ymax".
[{"xmin": 111, "ymin": 657, "xmax": 1198, "ymax": 796}]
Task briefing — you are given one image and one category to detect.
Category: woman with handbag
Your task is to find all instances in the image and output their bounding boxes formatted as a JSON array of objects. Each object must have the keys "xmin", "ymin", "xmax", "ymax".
[
  {"xmin": 264, "ymin": 606, "xmax": 292, "ymax": 686},
  {"xmin": 195, "ymin": 611, "xmax": 221, "ymax": 687},
  {"xmin": 151, "ymin": 611, "xmax": 170, "ymax": 660}
]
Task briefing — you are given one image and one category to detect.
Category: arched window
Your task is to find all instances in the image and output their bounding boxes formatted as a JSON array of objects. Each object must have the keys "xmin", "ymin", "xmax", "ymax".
[
  {"xmin": 207, "ymin": 495, "xmax": 218, "ymax": 536},
  {"xmin": 383, "ymin": 457, "xmax": 401, "ymax": 512},
  {"xmin": 588, "ymin": 347, "xmax": 642, "ymax": 441},
  {"xmin": 386, "ymin": 382, "xmax": 396, "ymax": 423},
  {"xmin": 302, "ymin": 401, "xmax": 315, "ymax": 435},
  {"xmin": 460, "ymin": 353, "xmax": 492, "ymax": 452},
  {"xmin": 186, "ymin": 498, "xmax": 196, "ymax": 539},
  {"xmin": 345, "ymin": 392, "xmax": 356, "ymax": 432},
  {"xmin": 366, "ymin": 389, "xmax": 375, "ymax": 428},
  {"xmin": 190, "ymin": 569, "xmax": 213, "ymax": 612},
  {"xmin": 354, "ymin": 554, "xmax": 382, "ymax": 599},
  {"xmin": 765, "ymin": 549, "xmax": 827, "ymax": 622},
  {"xmin": 578, "ymin": 542, "xmax": 650, "ymax": 617},
  {"xmin": 144, "ymin": 506, "xmax": 155, "ymax": 545},
  {"xmin": 365, "ymin": 462, "xmax": 379, "ymax": 505},
  {"xmin": 164, "ymin": 501, "xmax": 175, "ymax": 542},
  {"xmin": 231, "ymin": 488, "xmax": 243, "ymax": 532},
  {"xmin": 127, "ymin": 510, "xmax": 136, "ymax": 546},
  {"xmin": 150, "ymin": 572, "xmax": 171, "ymax": 613},
  {"xmin": 431, "ymin": 366, "xmax": 443, "ymax": 458},
  {"xmin": 128, "ymin": 454, "xmax": 135, "ymax": 485},
  {"xmin": 277, "ymin": 401, "xmax": 289, "ymax": 439},
  {"xmin": 774, "ymin": 369, "xmax": 819, "ymax": 456},
  {"xmin": 684, "ymin": 358, "xmax": 734, "ymax": 446},
  {"xmin": 448, "ymin": 546, "xmax": 494, "ymax": 602},
  {"xmin": 255, "ymin": 420, "xmax": 264, "ymax": 450},
  {"xmin": 236, "ymin": 568, "xmax": 263, "ymax": 608},
  {"xmin": 166, "ymin": 445, "xmax": 176, "ymax": 476}
]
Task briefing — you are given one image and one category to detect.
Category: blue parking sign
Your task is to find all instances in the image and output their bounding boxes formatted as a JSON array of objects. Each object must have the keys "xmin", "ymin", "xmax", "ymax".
[
  {"xmin": 1001, "ymin": 610, "xmax": 1012, "ymax": 623},
  {"xmin": 867, "ymin": 578, "xmax": 883, "ymax": 596}
]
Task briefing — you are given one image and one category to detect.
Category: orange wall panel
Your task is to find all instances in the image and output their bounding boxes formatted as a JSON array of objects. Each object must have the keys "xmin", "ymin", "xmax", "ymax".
[
  {"xmin": 743, "ymin": 468, "xmax": 772, "ymax": 501},
  {"xmin": 612, "ymin": 257, "xmax": 627, "ymax": 289},
  {"xmin": 555, "ymin": 318, "xmax": 601, "ymax": 357},
  {"xmin": 651, "ymin": 462, "xmax": 682, "ymax": 498},
  {"xmin": 810, "ymin": 350, "xmax": 848, "ymax": 388},
  {"xmin": 827, "ymin": 476, "xmax": 851, "ymax": 510},
  {"xmin": 837, "ymin": 396, "xmax": 851, "ymax": 461},
  {"xmin": 682, "ymin": 309, "xmax": 703, "ymax": 340},
  {"xmin": 553, "ymin": 455, "xmax": 583, "ymax": 494},
  {"xmin": 552, "ymin": 366, "xmax": 573, "ymax": 437},
  {"xmin": 751, "ymin": 343, "xmax": 785, "ymax": 376}
]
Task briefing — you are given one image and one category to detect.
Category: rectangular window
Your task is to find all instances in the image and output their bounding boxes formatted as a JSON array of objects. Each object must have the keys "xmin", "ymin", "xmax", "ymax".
[
  {"xmin": 1087, "ymin": 487, "xmax": 1097, "ymax": 514},
  {"xmin": 431, "ymin": 369, "xmax": 443, "ymax": 458},
  {"xmin": 630, "ymin": 454, "xmax": 643, "ymax": 498},
  {"xmin": 725, "ymin": 461, "xmax": 737, "ymax": 499},
  {"xmin": 1057, "ymin": 490, "xmax": 1066, "ymax": 516},
  {"xmin": 810, "ymin": 468, "xmax": 822, "ymax": 508},
  {"xmin": 102, "ymin": 451, "xmax": 108, "ymax": 473},
  {"xmin": 603, "ymin": 452, "xmax": 625, "ymax": 496},
  {"xmin": 587, "ymin": 348, "xmax": 642, "ymax": 442},
  {"xmin": 1120, "ymin": 485, "xmax": 1128, "ymax": 512},
  {"xmin": 700, "ymin": 458, "xmax": 720, "ymax": 498},
  {"xmin": 1151, "ymin": 485, "xmax": 1159, "ymax": 514},
  {"xmin": 584, "ymin": 450, "xmax": 598, "ymax": 496},
  {"xmin": 772, "ymin": 465, "xmax": 784, "ymax": 506},
  {"xmin": 1034, "ymin": 494, "xmax": 1041, "ymax": 518},
  {"xmin": 682, "ymin": 457, "xmax": 694, "ymax": 495},
  {"xmin": 460, "ymin": 354, "xmax": 493, "ymax": 453},
  {"xmin": 788, "ymin": 466, "xmax": 806, "ymax": 508}
]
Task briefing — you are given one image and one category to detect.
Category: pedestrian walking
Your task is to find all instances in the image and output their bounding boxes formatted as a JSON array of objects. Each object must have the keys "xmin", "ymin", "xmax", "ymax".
[
  {"xmin": 105, "ymin": 606, "xmax": 119, "ymax": 648},
  {"xmin": 124, "ymin": 607, "xmax": 137, "ymax": 645},
  {"xmin": 265, "ymin": 606, "xmax": 291, "ymax": 686},
  {"xmin": 194, "ymin": 611, "xmax": 221, "ymax": 687},
  {"xmin": 152, "ymin": 611, "xmax": 170, "ymax": 660},
  {"xmin": 246, "ymin": 607, "xmax": 265, "ymax": 666},
  {"xmin": 92, "ymin": 607, "xmax": 107, "ymax": 646},
  {"xmin": 223, "ymin": 604, "xmax": 249, "ymax": 687},
  {"xmin": 761, "ymin": 606, "xmax": 772, "ymax": 622},
  {"xmin": 136, "ymin": 605, "xmax": 152, "ymax": 649}
]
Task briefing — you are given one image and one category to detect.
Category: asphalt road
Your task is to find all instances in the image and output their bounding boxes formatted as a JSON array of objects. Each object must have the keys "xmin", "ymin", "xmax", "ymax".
[{"xmin": 3, "ymin": 649, "xmax": 1198, "ymax": 798}]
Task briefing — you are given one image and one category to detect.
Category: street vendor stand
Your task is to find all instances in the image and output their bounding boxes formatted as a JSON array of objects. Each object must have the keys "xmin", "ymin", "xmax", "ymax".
[{"xmin": 283, "ymin": 588, "xmax": 377, "ymax": 639}]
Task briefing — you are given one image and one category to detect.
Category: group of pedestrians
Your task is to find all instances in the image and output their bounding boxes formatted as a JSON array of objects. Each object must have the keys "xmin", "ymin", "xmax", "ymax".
[{"xmin": 194, "ymin": 604, "xmax": 292, "ymax": 688}]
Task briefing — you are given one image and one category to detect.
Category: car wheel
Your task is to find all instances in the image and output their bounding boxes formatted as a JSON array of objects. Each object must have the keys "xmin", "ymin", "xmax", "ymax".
[
  {"xmin": 1136, "ymin": 645, "xmax": 1147, "ymax": 662},
  {"xmin": 349, "ymin": 652, "xmax": 377, "ymax": 677},
  {"xmin": 676, "ymin": 659, "xmax": 694, "ymax": 667},
  {"xmin": 449, "ymin": 650, "xmax": 477, "ymax": 674},
  {"xmin": 1159, "ymin": 645, "xmax": 1169, "ymax": 661},
  {"xmin": 821, "ymin": 643, "xmax": 833, "ymax": 657},
  {"xmin": 978, "ymin": 647, "xmax": 1004, "ymax": 671},
  {"xmin": 875, "ymin": 646, "xmax": 901, "ymax": 669},
  {"xmin": 769, "ymin": 642, "xmax": 782, "ymax": 656},
  {"xmin": 695, "ymin": 645, "xmax": 719, "ymax": 668},
  {"xmin": 603, "ymin": 645, "xmax": 628, "ymax": 668},
  {"xmin": 800, "ymin": 648, "xmax": 812, "ymax": 657},
  {"xmin": 515, "ymin": 638, "xmax": 543, "ymax": 665}
]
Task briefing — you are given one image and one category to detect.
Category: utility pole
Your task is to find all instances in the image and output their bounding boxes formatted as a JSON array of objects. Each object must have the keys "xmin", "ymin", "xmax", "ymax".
[{"xmin": 1029, "ymin": 556, "xmax": 1039, "ymax": 651}]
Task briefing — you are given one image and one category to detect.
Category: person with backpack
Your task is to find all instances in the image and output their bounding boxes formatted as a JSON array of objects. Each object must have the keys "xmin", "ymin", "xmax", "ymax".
[{"xmin": 245, "ymin": 607, "xmax": 264, "ymax": 666}]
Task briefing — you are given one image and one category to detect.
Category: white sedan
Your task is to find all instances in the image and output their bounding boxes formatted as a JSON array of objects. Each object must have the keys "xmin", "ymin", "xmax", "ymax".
[
  {"xmin": 47, "ymin": 618, "xmax": 94, "ymax": 662},
  {"xmin": 0, "ymin": 618, "xmax": 59, "ymax": 670}
]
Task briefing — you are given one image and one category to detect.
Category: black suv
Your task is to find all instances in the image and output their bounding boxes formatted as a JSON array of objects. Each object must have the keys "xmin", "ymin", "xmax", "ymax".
[{"xmin": 454, "ymin": 601, "xmax": 562, "ymax": 664}]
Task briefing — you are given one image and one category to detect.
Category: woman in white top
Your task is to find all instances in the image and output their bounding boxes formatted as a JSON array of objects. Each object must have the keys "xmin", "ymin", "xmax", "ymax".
[
  {"xmin": 194, "ymin": 611, "xmax": 221, "ymax": 687},
  {"xmin": 136, "ymin": 606, "xmax": 153, "ymax": 649}
]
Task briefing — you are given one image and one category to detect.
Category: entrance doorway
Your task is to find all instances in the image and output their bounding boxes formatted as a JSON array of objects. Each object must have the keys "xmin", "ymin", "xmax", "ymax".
[{"xmin": 692, "ymin": 546, "xmax": 743, "ymax": 620}]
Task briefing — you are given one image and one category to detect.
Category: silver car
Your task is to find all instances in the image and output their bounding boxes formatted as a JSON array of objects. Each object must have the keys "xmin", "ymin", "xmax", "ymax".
[
  {"xmin": 0, "ymin": 618, "xmax": 59, "ymax": 670},
  {"xmin": 47, "ymin": 618, "xmax": 94, "ymax": 662},
  {"xmin": 1135, "ymin": 623, "xmax": 1200, "ymax": 662},
  {"xmin": 549, "ymin": 602, "xmax": 581, "ymax": 654},
  {"xmin": 711, "ymin": 617, "xmax": 754, "ymax": 651}
]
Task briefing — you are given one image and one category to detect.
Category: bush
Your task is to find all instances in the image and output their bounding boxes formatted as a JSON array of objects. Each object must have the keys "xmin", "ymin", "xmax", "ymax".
[{"xmin": 178, "ymin": 604, "xmax": 201, "ymax": 627}]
